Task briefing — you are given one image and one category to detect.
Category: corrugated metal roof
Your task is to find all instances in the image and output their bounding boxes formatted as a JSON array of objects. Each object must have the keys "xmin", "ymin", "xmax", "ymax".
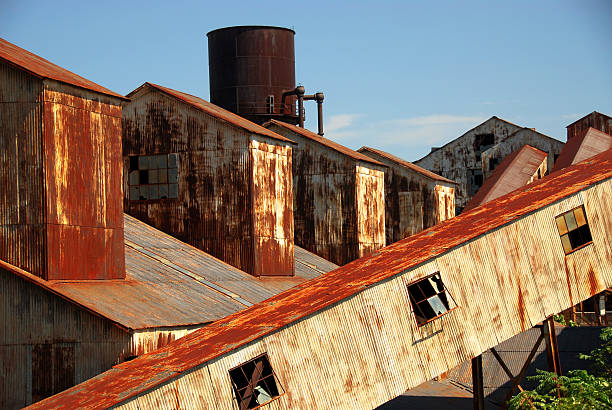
[
  {"xmin": 1, "ymin": 214, "xmax": 333, "ymax": 330},
  {"xmin": 464, "ymin": 145, "xmax": 547, "ymax": 211},
  {"xmin": 128, "ymin": 83, "xmax": 294, "ymax": 143},
  {"xmin": 0, "ymin": 37, "xmax": 127, "ymax": 100},
  {"xmin": 30, "ymin": 149, "xmax": 612, "ymax": 410},
  {"xmin": 552, "ymin": 127, "xmax": 612, "ymax": 172},
  {"xmin": 358, "ymin": 146, "xmax": 456, "ymax": 184},
  {"xmin": 265, "ymin": 119, "xmax": 385, "ymax": 166}
]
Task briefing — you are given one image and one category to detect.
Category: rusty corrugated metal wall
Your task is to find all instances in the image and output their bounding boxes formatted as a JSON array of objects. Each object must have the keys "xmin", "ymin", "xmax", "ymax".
[
  {"xmin": 414, "ymin": 117, "xmax": 522, "ymax": 211},
  {"xmin": 359, "ymin": 149, "xmax": 455, "ymax": 245},
  {"xmin": 266, "ymin": 123, "xmax": 386, "ymax": 266},
  {"xmin": 42, "ymin": 81, "xmax": 125, "ymax": 280},
  {"xmin": 122, "ymin": 87, "xmax": 294, "ymax": 276},
  {"xmin": 481, "ymin": 128, "xmax": 563, "ymax": 179},
  {"xmin": 0, "ymin": 61, "xmax": 46, "ymax": 276},
  {"xmin": 0, "ymin": 266, "xmax": 132, "ymax": 409},
  {"xmin": 0, "ymin": 62, "xmax": 125, "ymax": 281},
  {"xmin": 567, "ymin": 112, "xmax": 612, "ymax": 141},
  {"xmin": 112, "ymin": 177, "xmax": 612, "ymax": 410}
]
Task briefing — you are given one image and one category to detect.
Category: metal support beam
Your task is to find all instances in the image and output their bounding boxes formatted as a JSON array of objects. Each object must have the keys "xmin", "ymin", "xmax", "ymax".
[
  {"xmin": 472, "ymin": 355, "xmax": 485, "ymax": 410},
  {"xmin": 542, "ymin": 317, "xmax": 562, "ymax": 376}
]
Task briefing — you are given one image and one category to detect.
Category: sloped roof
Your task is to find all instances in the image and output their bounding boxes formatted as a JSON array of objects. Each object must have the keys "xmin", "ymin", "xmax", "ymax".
[
  {"xmin": 128, "ymin": 83, "xmax": 293, "ymax": 143},
  {"xmin": 414, "ymin": 116, "xmax": 523, "ymax": 163},
  {"xmin": 498, "ymin": 127, "xmax": 562, "ymax": 145},
  {"xmin": 265, "ymin": 119, "xmax": 385, "ymax": 166},
  {"xmin": 552, "ymin": 127, "xmax": 612, "ymax": 172},
  {"xmin": 464, "ymin": 145, "xmax": 547, "ymax": 211},
  {"xmin": 31, "ymin": 149, "xmax": 612, "ymax": 409},
  {"xmin": 0, "ymin": 37, "xmax": 126, "ymax": 100},
  {"xmin": 566, "ymin": 111, "xmax": 612, "ymax": 128},
  {"xmin": 358, "ymin": 146, "xmax": 456, "ymax": 184},
  {"xmin": 2, "ymin": 214, "xmax": 335, "ymax": 330}
]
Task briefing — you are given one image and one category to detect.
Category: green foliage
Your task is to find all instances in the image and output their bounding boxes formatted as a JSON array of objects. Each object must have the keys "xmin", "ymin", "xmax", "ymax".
[
  {"xmin": 552, "ymin": 314, "xmax": 578, "ymax": 327},
  {"xmin": 578, "ymin": 327, "xmax": 612, "ymax": 379},
  {"xmin": 507, "ymin": 369, "xmax": 612, "ymax": 409},
  {"xmin": 508, "ymin": 327, "xmax": 612, "ymax": 410}
]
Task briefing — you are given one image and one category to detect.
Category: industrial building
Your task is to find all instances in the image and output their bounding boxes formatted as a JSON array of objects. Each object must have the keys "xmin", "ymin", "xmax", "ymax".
[
  {"xmin": 464, "ymin": 145, "xmax": 547, "ymax": 211},
  {"xmin": 357, "ymin": 146, "xmax": 456, "ymax": 245},
  {"xmin": 414, "ymin": 116, "xmax": 564, "ymax": 211},
  {"xmin": 0, "ymin": 38, "xmax": 338, "ymax": 409},
  {"xmin": 566, "ymin": 111, "xmax": 612, "ymax": 142},
  {"xmin": 265, "ymin": 120, "xmax": 387, "ymax": 266},
  {"xmin": 34, "ymin": 150, "xmax": 612, "ymax": 409},
  {"xmin": 123, "ymin": 82, "xmax": 296, "ymax": 277},
  {"xmin": 552, "ymin": 126, "xmax": 612, "ymax": 173}
]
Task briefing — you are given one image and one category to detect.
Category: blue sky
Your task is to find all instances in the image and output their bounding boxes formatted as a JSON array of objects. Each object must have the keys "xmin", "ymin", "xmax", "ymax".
[{"xmin": 2, "ymin": 1, "xmax": 611, "ymax": 160}]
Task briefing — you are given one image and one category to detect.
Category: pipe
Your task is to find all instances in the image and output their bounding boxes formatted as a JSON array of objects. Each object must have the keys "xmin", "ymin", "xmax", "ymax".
[
  {"xmin": 304, "ymin": 92, "xmax": 325, "ymax": 135},
  {"xmin": 281, "ymin": 86, "xmax": 305, "ymax": 123}
]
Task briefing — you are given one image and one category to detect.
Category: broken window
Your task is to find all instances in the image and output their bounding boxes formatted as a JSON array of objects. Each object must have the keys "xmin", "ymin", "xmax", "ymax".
[
  {"xmin": 229, "ymin": 353, "xmax": 283, "ymax": 410},
  {"xmin": 128, "ymin": 153, "xmax": 179, "ymax": 201},
  {"xmin": 407, "ymin": 273, "xmax": 455, "ymax": 326},
  {"xmin": 489, "ymin": 157, "xmax": 502, "ymax": 171},
  {"xmin": 555, "ymin": 205, "xmax": 593, "ymax": 254},
  {"xmin": 468, "ymin": 169, "xmax": 484, "ymax": 196}
]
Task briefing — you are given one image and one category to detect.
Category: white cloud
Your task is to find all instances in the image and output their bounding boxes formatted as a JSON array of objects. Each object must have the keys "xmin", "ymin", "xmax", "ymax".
[{"xmin": 322, "ymin": 113, "xmax": 490, "ymax": 161}]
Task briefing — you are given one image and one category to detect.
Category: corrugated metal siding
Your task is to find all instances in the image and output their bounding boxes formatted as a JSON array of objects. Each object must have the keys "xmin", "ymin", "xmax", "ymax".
[
  {"xmin": 267, "ymin": 122, "xmax": 386, "ymax": 266},
  {"xmin": 566, "ymin": 112, "xmax": 612, "ymax": 141},
  {"xmin": 30, "ymin": 153, "xmax": 612, "ymax": 409},
  {"xmin": 112, "ymin": 182, "xmax": 610, "ymax": 409},
  {"xmin": 0, "ymin": 61, "xmax": 46, "ymax": 276},
  {"xmin": 359, "ymin": 148, "xmax": 456, "ymax": 244},
  {"xmin": 0, "ymin": 265, "xmax": 131, "ymax": 409},
  {"xmin": 355, "ymin": 163, "xmax": 385, "ymax": 257},
  {"xmin": 415, "ymin": 117, "xmax": 522, "ymax": 209},
  {"xmin": 481, "ymin": 129, "xmax": 563, "ymax": 179},
  {"xmin": 123, "ymin": 87, "xmax": 294, "ymax": 277},
  {"xmin": 42, "ymin": 81, "xmax": 125, "ymax": 280},
  {"xmin": 251, "ymin": 136, "xmax": 294, "ymax": 276}
]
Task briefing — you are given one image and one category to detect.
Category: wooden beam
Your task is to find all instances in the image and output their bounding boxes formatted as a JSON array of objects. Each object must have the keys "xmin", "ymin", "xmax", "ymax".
[
  {"xmin": 542, "ymin": 317, "xmax": 562, "ymax": 376},
  {"xmin": 472, "ymin": 355, "xmax": 485, "ymax": 410}
]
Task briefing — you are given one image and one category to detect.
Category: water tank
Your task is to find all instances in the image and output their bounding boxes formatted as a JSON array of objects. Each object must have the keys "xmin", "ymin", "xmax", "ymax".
[{"xmin": 207, "ymin": 26, "xmax": 298, "ymax": 125}]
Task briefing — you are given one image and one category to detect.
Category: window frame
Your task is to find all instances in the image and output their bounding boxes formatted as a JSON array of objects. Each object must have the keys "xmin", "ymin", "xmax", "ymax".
[
  {"xmin": 127, "ymin": 153, "xmax": 179, "ymax": 202},
  {"xmin": 228, "ymin": 353, "xmax": 284, "ymax": 410},
  {"xmin": 554, "ymin": 205, "xmax": 593, "ymax": 255},
  {"xmin": 406, "ymin": 272, "xmax": 457, "ymax": 327}
]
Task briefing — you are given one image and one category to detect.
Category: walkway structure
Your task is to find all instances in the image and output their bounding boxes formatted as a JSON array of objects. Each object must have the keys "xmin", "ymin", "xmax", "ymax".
[{"xmin": 31, "ymin": 151, "xmax": 612, "ymax": 409}]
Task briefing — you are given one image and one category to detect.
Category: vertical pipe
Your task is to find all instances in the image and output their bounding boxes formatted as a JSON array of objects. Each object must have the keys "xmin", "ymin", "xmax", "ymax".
[
  {"xmin": 315, "ymin": 93, "xmax": 324, "ymax": 136},
  {"xmin": 472, "ymin": 355, "xmax": 485, "ymax": 410},
  {"xmin": 298, "ymin": 95, "xmax": 304, "ymax": 128},
  {"xmin": 542, "ymin": 317, "xmax": 562, "ymax": 376}
]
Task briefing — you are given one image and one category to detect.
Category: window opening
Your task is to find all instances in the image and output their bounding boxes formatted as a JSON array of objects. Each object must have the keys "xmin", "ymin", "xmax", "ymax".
[
  {"xmin": 266, "ymin": 95, "xmax": 275, "ymax": 114},
  {"xmin": 229, "ymin": 353, "xmax": 283, "ymax": 410},
  {"xmin": 128, "ymin": 153, "xmax": 178, "ymax": 200},
  {"xmin": 407, "ymin": 273, "xmax": 455, "ymax": 326},
  {"xmin": 555, "ymin": 205, "xmax": 592, "ymax": 254}
]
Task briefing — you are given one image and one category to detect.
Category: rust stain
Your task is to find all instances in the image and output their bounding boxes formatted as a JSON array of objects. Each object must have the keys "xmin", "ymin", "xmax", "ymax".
[
  {"xmin": 587, "ymin": 265, "xmax": 598, "ymax": 295},
  {"xmin": 28, "ymin": 150, "xmax": 612, "ymax": 410},
  {"xmin": 123, "ymin": 84, "xmax": 295, "ymax": 276},
  {"xmin": 564, "ymin": 258, "xmax": 574, "ymax": 307},
  {"xmin": 516, "ymin": 276, "xmax": 526, "ymax": 332}
]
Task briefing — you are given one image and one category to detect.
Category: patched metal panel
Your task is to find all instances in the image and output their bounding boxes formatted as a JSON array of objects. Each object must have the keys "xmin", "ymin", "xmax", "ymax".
[
  {"xmin": 42, "ymin": 81, "xmax": 125, "ymax": 280},
  {"xmin": 0, "ymin": 61, "xmax": 45, "ymax": 276},
  {"xmin": 355, "ymin": 164, "xmax": 385, "ymax": 258},
  {"xmin": 251, "ymin": 137, "xmax": 294, "ymax": 276}
]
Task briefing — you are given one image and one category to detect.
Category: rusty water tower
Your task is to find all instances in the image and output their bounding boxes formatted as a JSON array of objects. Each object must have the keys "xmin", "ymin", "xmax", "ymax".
[{"xmin": 207, "ymin": 25, "xmax": 324, "ymax": 134}]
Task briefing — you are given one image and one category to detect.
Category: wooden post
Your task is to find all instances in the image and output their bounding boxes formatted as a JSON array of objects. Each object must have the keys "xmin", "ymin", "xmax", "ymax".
[
  {"xmin": 542, "ymin": 317, "xmax": 562, "ymax": 376},
  {"xmin": 472, "ymin": 355, "xmax": 485, "ymax": 410}
]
